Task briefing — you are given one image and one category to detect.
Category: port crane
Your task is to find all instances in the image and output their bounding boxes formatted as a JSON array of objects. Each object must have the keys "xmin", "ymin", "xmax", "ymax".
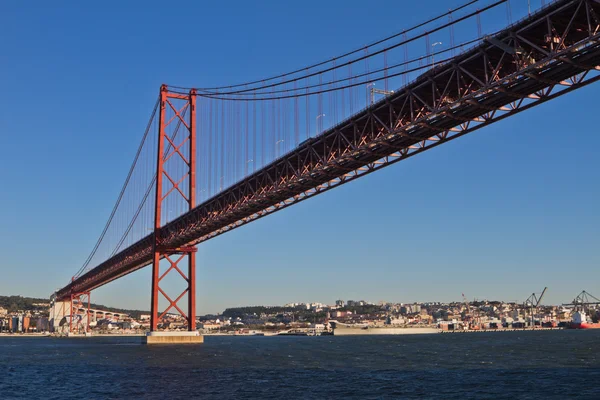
[
  {"xmin": 562, "ymin": 291, "xmax": 600, "ymax": 319},
  {"xmin": 524, "ymin": 287, "xmax": 547, "ymax": 327}
]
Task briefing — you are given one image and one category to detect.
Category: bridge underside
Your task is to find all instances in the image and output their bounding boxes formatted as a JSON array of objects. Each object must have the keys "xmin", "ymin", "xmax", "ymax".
[{"xmin": 57, "ymin": 0, "xmax": 600, "ymax": 301}]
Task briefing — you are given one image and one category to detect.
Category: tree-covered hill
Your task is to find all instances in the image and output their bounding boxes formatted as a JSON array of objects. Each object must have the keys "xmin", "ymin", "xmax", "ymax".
[
  {"xmin": 0, "ymin": 295, "xmax": 148, "ymax": 318},
  {"xmin": 0, "ymin": 295, "xmax": 49, "ymax": 312}
]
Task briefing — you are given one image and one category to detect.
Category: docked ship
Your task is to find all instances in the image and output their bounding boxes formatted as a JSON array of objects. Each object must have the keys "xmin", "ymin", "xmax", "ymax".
[
  {"xmin": 330, "ymin": 321, "xmax": 439, "ymax": 335},
  {"xmin": 568, "ymin": 311, "xmax": 600, "ymax": 329}
]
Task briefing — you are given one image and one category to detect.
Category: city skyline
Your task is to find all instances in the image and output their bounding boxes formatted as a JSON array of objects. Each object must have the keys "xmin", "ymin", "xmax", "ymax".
[{"xmin": 1, "ymin": 0, "xmax": 598, "ymax": 314}]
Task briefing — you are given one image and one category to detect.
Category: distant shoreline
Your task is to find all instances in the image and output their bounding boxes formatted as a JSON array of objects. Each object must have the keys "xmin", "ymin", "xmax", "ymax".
[
  {"xmin": 0, "ymin": 327, "xmax": 573, "ymax": 339},
  {"xmin": 0, "ymin": 333, "xmax": 51, "ymax": 338}
]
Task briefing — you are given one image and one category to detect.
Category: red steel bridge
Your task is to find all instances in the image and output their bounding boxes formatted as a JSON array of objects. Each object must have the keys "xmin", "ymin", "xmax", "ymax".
[{"xmin": 54, "ymin": 0, "xmax": 600, "ymax": 333}]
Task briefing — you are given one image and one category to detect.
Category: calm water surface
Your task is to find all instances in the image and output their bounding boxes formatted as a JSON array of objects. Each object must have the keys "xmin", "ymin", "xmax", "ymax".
[{"xmin": 1, "ymin": 330, "xmax": 599, "ymax": 399}]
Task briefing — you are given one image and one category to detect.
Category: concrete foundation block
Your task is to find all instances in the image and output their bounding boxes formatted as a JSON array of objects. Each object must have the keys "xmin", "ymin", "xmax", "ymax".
[{"xmin": 144, "ymin": 331, "xmax": 204, "ymax": 344}]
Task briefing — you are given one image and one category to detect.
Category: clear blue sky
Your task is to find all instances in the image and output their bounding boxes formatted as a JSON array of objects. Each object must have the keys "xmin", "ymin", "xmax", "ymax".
[{"xmin": 1, "ymin": 0, "xmax": 598, "ymax": 313}]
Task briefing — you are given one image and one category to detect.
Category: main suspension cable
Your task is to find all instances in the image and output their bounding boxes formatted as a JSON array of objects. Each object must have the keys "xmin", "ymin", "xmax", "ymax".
[
  {"xmin": 74, "ymin": 98, "xmax": 159, "ymax": 279},
  {"xmin": 195, "ymin": 35, "xmax": 485, "ymax": 98},
  {"xmin": 177, "ymin": 0, "xmax": 505, "ymax": 96},
  {"xmin": 171, "ymin": 0, "xmax": 481, "ymax": 92}
]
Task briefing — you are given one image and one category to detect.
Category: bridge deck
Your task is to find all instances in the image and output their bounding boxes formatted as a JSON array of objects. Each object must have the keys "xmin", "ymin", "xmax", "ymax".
[{"xmin": 57, "ymin": 0, "xmax": 600, "ymax": 300}]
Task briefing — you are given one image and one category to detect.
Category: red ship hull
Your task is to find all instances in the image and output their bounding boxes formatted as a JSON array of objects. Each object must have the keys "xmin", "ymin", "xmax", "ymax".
[{"xmin": 568, "ymin": 322, "xmax": 600, "ymax": 329}]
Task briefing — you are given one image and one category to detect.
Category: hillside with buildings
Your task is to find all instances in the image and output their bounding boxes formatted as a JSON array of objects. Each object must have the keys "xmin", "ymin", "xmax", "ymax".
[
  {"xmin": 2, "ymin": 291, "xmax": 599, "ymax": 335},
  {"xmin": 0, "ymin": 294, "xmax": 150, "ymax": 333}
]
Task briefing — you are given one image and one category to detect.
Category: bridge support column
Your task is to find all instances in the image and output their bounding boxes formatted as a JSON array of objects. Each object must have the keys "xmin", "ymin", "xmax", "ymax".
[
  {"xmin": 50, "ymin": 298, "xmax": 70, "ymax": 333},
  {"xmin": 148, "ymin": 85, "xmax": 201, "ymax": 343},
  {"xmin": 69, "ymin": 290, "xmax": 90, "ymax": 335},
  {"xmin": 150, "ymin": 247, "xmax": 197, "ymax": 331}
]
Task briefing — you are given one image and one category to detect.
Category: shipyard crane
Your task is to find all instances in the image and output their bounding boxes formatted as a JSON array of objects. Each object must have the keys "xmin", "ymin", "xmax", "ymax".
[
  {"xmin": 562, "ymin": 291, "xmax": 600, "ymax": 317},
  {"xmin": 524, "ymin": 287, "xmax": 547, "ymax": 327}
]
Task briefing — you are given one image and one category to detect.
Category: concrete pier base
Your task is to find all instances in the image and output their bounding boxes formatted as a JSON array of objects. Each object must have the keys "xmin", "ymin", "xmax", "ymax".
[
  {"xmin": 144, "ymin": 331, "xmax": 204, "ymax": 344},
  {"xmin": 66, "ymin": 332, "xmax": 90, "ymax": 338}
]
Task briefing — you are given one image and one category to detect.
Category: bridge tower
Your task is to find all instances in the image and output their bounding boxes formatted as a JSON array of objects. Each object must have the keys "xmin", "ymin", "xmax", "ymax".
[{"xmin": 149, "ymin": 85, "xmax": 199, "ymax": 337}]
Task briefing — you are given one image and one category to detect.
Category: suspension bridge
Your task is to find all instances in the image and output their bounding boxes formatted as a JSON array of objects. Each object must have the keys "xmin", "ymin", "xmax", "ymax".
[{"xmin": 49, "ymin": 0, "xmax": 600, "ymax": 342}]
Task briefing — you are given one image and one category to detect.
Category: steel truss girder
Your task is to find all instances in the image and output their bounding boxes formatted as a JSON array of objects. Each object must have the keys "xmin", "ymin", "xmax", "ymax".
[{"xmin": 58, "ymin": 0, "xmax": 600, "ymax": 300}]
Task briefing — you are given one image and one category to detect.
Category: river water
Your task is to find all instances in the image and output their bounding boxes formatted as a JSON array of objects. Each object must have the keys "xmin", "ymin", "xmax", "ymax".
[{"xmin": 1, "ymin": 330, "xmax": 599, "ymax": 399}]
